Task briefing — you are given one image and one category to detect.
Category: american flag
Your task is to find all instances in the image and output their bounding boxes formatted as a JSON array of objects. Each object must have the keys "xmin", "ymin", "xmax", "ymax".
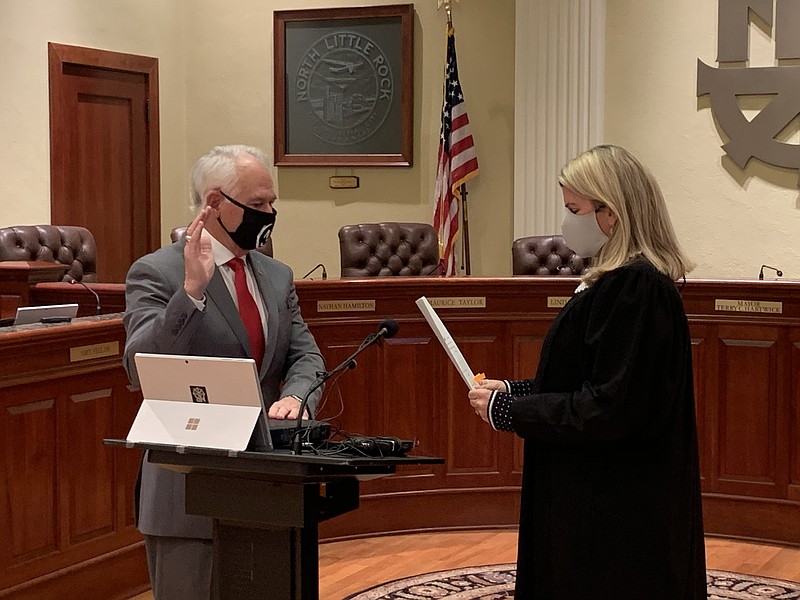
[{"xmin": 433, "ymin": 24, "xmax": 479, "ymax": 277}]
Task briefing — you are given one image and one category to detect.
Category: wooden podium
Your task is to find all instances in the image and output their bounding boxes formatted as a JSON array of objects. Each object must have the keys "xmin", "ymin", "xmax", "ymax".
[{"xmin": 105, "ymin": 441, "xmax": 442, "ymax": 600}]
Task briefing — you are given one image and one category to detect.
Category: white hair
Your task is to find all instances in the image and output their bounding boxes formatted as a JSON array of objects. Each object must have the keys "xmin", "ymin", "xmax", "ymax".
[{"xmin": 189, "ymin": 144, "xmax": 271, "ymax": 212}]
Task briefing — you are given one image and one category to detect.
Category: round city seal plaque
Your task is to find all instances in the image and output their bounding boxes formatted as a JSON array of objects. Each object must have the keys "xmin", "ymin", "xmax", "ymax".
[{"xmin": 295, "ymin": 31, "xmax": 394, "ymax": 146}]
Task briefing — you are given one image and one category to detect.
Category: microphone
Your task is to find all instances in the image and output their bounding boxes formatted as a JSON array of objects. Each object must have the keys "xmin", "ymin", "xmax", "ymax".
[
  {"xmin": 69, "ymin": 277, "xmax": 101, "ymax": 315},
  {"xmin": 301, "ymin": 263, "xmax": 328, "ymax": 280},
  {"xmin": 376, "ymin": 318, "xmax": 400, "ymax": 339},
  {"xmin": 292, "ymin": 318, "xmax": 400, "ymax": 455},
  {"xmin": 758, "ymin": 265, "xmax": 783, "ymax": 280}
]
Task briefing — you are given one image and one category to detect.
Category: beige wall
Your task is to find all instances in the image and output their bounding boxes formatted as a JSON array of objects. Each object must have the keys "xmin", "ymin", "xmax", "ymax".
[
  {"xmin": 606, "ymin": 0, "xmax": 800, "ymax": 280},
  {"xmin": 5, "ymin": 1, "xmax": 799, "ymax": 281},
  {"xmin": 0, "ymin": 0, "xmax": 188, "ymax": 242},
  {"xmin": 0, "ymin": 0, "xmax": 515, "ymax": 278}
]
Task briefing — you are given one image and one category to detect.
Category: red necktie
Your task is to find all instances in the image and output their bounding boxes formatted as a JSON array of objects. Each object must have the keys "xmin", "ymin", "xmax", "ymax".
[{"xmin": 226, "ymin": 257, "xmax": 265, "ymax": 368}]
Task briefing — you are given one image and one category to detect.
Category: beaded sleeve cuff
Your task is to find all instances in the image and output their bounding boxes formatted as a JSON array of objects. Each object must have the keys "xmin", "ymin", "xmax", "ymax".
[
  {"xmin": 488, "ymin": 391, "xmax": 515, "ymax": 432},
  {"xmin": 508, "ymin": 379, "xmax": 533, "ymax": 396}
]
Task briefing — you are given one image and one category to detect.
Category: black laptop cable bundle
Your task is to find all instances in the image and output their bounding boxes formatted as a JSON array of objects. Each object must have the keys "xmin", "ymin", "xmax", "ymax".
[
  {"xmin": 308, "ymin": 432, "xmax": 416, "ymax": 458},
  {"xmin": 337, "ymin": 435, "xmax": 413, "ymax": 457},
  {"xmin": 291, "ymin": 319, "xmax": 399, "ymax": 455}
]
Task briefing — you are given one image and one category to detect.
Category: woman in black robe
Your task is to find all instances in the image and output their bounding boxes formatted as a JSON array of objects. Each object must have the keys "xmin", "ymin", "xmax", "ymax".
[{"xmin": 469, "ymin": 145, "xmax": 707, "ymax": 599}]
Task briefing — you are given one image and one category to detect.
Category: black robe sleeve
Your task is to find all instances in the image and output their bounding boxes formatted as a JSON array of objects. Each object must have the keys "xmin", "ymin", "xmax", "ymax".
[{"xmin": 495, "ymin": 262, "xmax": 689, "ymax": 443}]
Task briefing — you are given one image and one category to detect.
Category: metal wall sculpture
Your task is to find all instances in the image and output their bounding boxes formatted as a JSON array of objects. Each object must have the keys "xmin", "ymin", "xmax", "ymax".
[{"xmin": 697, "ymin": 0, "xmax": 800, "ymax": 185}]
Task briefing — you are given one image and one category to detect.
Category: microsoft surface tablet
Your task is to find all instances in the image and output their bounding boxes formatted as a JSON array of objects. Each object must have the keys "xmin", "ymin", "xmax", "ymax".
[
  {"xmin": 14, "ymin": 303, "xmax": 79, "ymax": 326},
  {"xmin": 127, "ymin": 353, "xmax": 268, "ymax": 451}
]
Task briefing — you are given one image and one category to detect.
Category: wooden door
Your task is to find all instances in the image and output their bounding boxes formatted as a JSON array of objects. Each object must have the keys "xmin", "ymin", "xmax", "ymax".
[{"xmin": 48, "ymin": 43, "xmax": 160, "ymax": 283}]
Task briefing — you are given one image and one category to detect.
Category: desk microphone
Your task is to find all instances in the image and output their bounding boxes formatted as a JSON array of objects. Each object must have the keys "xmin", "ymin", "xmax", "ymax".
[
  {"xmin": 301, "ymin": 263, "xmax": 328, "ymax": 280},
  {"xmin": 69, "ymin": 277, "xmax": 101, "ymax": 315},
  {"xmin": 758, "ymin": 265, "xmax": 783, "ymax": 280},
  {"xmin": 292, "ymin": 318, "xmax": 400, "ymax": 455},
  {"xmin": 375, "ymin": 318, "xmax": 400, "ymax": 339}
]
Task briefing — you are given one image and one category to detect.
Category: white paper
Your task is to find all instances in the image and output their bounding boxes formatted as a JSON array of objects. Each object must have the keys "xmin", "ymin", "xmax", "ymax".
[{"xmin": 415, "ymin": 296, "xmax": 477, "ymax": 389}]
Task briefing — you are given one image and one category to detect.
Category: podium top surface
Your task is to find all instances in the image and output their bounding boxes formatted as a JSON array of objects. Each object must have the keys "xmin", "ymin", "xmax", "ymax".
[{"xmin": 104, "ymin": 438, "xmax": 443, "ymax": 482}]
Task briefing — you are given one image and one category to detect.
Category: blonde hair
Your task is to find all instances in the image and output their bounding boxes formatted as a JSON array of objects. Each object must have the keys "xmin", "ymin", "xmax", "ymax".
[{"xmin": 558, "ymin": 144, "xmax": 694, "ymax": 285}]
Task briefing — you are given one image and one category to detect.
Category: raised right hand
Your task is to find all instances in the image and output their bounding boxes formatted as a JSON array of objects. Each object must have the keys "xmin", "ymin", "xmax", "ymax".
[{"xmin": 183, "ymin": 207, "xmax": 215, "ymax": 300}]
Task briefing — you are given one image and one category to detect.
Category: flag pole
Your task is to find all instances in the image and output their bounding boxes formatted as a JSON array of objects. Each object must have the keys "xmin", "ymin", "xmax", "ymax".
[
  {"xmin": 434, "ymin": 0, "xmax": 477, "ymax": 277},
  {"xmin": 440, "ymin": 0, "xmax": 469, "ymax": 275},
  {"xmin": 461, "ymin": 184, "xmax": 471, "ymax": 275}
]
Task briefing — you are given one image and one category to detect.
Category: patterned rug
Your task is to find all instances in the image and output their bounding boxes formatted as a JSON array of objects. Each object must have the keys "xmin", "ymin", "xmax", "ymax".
[{"xmin": 342, "ymin": 564, "xmax": 800, "ymax": 599}]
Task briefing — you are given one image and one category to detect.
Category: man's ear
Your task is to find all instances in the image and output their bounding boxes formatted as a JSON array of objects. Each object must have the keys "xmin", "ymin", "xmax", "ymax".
[{"xmin": 205, "ymin": 189, "xmax": 223, "ymax": 210}]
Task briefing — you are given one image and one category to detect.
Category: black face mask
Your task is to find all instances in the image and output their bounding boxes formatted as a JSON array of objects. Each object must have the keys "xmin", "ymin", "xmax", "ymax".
[{"xmin": 218, "ymin": 191, "xmax": 276, "ymax": 250}]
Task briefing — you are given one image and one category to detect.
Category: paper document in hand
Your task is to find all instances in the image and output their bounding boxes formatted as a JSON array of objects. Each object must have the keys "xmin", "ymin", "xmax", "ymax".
[{"xmin": 415, "ymin": 296, "xmax": 477, "ymax": 389}]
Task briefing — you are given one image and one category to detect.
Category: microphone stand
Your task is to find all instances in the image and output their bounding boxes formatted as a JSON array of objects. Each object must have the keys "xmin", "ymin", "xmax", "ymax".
[
  {"xmin": 759, "ymin": 265, "xmax": 783, "ymax": 280},
  {"xmin": 69, "ymin": 278, "xmax": 101, "ymax": 315},
  {"xmin": 291, "ymin": 332, "xmax": 381, "ymax": 455},
  {"xmin": 301, "ymin": 263, "xmax": 328, "ymax": 280}
]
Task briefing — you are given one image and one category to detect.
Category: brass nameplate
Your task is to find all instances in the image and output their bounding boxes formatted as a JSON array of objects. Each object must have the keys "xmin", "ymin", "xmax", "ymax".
[
  {"xmin": 547, "ymin": 296, "xmax": 571, "ymax": 308},
  {"xmin": 317, "ymin": 300, "xmax": 376, "ymax": 312},
  {"xmin": 715, "ymin": 299, "xmax": 783, "ymax": 314},
  {"xmin": 70, "ymin": 341, "xmax": 120, "ymax": 362},
  {"xmin": 428, "ymin": 297, "xmax": 486, "ymax": 309},
  {"xmin": 329, "ymin": 175, "xmax": 360, "ymax": 189}
]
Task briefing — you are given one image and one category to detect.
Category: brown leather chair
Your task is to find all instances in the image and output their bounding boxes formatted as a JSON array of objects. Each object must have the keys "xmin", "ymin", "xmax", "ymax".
[
  {"xmin": 0, "ymin": 224, "xmax": 98, "ymax": 282},
  {"xmin": 338, "ymin": 222, "xmax": 441, "ymax": 277},
  {"xmin": 170, "ymin": 226, "xmax": 274, "ymax": 258},
  {"xmin": 512, "ymin": 234, "xmax": 590, "ymax": 276}
]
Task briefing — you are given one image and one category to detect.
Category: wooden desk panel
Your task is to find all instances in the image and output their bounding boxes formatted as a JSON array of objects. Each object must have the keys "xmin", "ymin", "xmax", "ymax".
[
  {"xmin": 0, "ymin": 316, "xmax": 147, "ymax": 600},
  {"xmin": 1, "ymin": 276, "xmax": 798, "ymax": 599},
  {"xmin": 295, "ymin": 277, "xmax": 800, "ymax": 545},
  {"xmin": 31, "ymin": 282, "xmax": 126, "ymax": 316},
  {"xmin": 0, "ymin": 262, "xmax": 68, "ymax": 318}
]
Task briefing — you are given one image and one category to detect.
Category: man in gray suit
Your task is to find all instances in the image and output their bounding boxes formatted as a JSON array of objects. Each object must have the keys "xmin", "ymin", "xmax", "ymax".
[{"xmin": 123, "ymin": 144, "xmax": 324, "ymax": 599}]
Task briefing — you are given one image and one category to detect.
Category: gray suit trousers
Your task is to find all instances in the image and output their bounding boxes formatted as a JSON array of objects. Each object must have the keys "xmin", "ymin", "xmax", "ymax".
[{"xmin": 144, "ymin": 535, "xmax": 214, "ymax": 600}]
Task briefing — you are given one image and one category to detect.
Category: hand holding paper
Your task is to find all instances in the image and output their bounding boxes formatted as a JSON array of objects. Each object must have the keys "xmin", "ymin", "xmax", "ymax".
[{"xmin": 474, "ymin": 377, "xmax": 507, "ymax": 392}]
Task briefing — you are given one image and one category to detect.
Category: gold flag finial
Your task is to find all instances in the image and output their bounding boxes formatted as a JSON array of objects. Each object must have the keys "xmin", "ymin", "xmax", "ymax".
[{"xmin": 437, "ymin": 0, "xmax": 460, "ymax": 25}]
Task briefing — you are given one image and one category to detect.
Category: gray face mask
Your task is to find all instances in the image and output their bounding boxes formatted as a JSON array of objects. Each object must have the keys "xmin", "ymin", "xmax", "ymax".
[{"xmin": 561, "ymin": 209, "xmax": 608, "ymax": 257}]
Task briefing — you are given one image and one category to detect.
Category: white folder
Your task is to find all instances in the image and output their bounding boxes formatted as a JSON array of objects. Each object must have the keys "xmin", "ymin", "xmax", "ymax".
[{"xmin": 415, "ymin": 296, "xmax": 478, "ymax": 389}]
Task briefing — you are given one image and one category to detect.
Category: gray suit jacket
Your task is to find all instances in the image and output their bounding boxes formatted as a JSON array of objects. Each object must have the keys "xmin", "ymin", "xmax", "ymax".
[{"xmin": 123, "ymin": 241, "xmax": 324, "ymax": 538}]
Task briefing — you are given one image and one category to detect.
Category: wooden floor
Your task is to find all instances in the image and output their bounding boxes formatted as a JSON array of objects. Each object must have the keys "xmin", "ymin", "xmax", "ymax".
[{"xmin": 131, "ymin": 530, "xmax": 800, "ymax": 599}]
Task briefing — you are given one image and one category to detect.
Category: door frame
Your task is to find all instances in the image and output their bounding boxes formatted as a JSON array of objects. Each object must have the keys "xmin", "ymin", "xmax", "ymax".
[{"xmin": 48, "ymin": 42, "xmax": 160, "ymax": 255}]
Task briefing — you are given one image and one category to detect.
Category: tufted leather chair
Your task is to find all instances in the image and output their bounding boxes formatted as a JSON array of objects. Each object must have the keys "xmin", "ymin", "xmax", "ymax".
[
  {"xmin": 170, "ymin": 226, "xmax": 274, "ymax": 258},
  {"xmin": 338, "ymin": 223, "xmax": 441, "ymax": 277},
  {"xmin": 0, "ymin": 225, "xmax": 98, "ymax": 282},
  {"xmin": 512, "ymin": 234, "xmax": 591, "ymax": 276}
]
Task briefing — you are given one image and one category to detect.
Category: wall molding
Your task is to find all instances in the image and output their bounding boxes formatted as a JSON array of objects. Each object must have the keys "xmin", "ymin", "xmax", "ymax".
[{"xmin": 514, "ymin": 0, "xmax": 605, "ymax": 239}]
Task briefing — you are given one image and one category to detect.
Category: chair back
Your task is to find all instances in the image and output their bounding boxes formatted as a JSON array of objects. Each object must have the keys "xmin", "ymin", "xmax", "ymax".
[
  {"xmin": 338, "ymin": 222, "xmax": 440, "ymax": 277},
  {"xmin": 170, "ymin": 226, "xmax": 274, "ymax": 258},
  {"xmin": 512, "ymin": 234, "xmax": 590, "ymax": 276},
  {"xmin": 0, "ymin": 225, "xmax": 98, "ymax": 282}
]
